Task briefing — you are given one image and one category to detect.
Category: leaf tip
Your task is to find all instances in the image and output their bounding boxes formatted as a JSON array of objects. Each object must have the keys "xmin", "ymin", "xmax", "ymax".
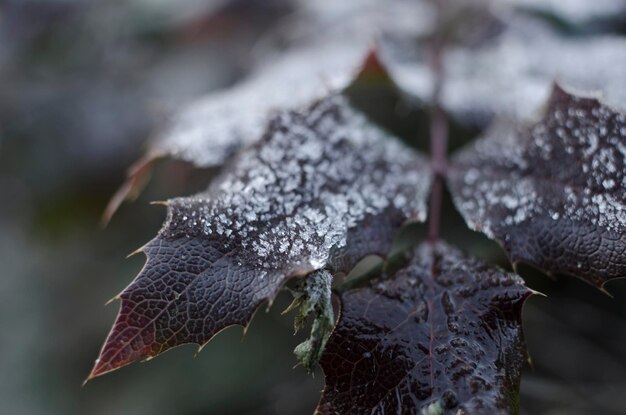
[
  {"xmin": 528, "ymin": 288, "xmax": 547, "ymax": 298},
  {"xmin": 361, "ymin": 46, "xmax": 384, "ymax": 73},
  {"xmin": 195, "ymin": 344, "xmax": 205, "ymax": 356},
  {"xmin": 101, "ymin": 151, "xmax": 163, "ymax": 225},
  {"xmin": 85, "ymin": 358, "xmax": 110, "ymax": 383},
  {"xmin": 84, "ymin": 357, "xmax": 115, "ymax": 383},
  {"xmin": 104, "ymin": 294, "xmax": 121, "ymax": 306},
  {"xmin": 598, "ymin": 285, "xmax": 615, "ymax": 298},
  {"xmin": 241, "ymin": 321, "xmax": 253, "ymax": 338},
  {"xmin": 352, "ymin": 45, "xmax": 394, "ymax": 85},
  {"xmin": 126, "ymin": 246, "xmax": 146, "ymax": 259}
]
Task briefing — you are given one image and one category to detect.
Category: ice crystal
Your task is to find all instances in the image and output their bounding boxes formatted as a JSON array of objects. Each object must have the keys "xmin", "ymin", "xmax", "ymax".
[
  {"xmin": 90, "ymin": 94, "xmax": 431, "ymax": 378},
  {"xmin": 152, "ymin": 0, "xmax": 434, "ymax": 168},
  {"xmin": 164, "ymin": 94, "xmax": 431, "ymax": 272},
  {"xmin": 449, "ymin": 85, "xmax": 626, "ymax": 286}
]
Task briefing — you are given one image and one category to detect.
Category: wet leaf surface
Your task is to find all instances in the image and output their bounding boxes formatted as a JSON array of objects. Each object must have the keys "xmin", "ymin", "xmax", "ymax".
[
  {"xmin": 317, "ymin": 242, "xmax": 532, "ymax": 415},
  {"xmin": 449, "ymin": 84, "xmax": 626, "ymax": 288},
  {"xmin": 89, "ymin": 95, "xmax": 431, "ymax": 378}
]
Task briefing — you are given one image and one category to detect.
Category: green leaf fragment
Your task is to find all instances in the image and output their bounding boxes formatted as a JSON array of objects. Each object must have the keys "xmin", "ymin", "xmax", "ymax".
[{"xmin": 284, "ymin": 269, "xmax": 334, "ymax": 372}]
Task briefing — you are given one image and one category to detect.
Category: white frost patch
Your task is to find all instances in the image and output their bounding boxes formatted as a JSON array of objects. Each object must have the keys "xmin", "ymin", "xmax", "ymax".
[
  {"xmin": 452, "ymin": 88, "xmax": 626, "ymax": 236},
  {"xmin": 458, "ymin": 177, "xmax": 539, "ymax": 238},
  {"xmin": 166, "ymin": 96, "xmax": 431, "ymax": 270},
  {"xmin": 154, "ymin": 41, "xmax": 369, "ymax": 167},
  {"xmin": 152, "ymin": 0, "xmax": 434, "ymax": 168}
]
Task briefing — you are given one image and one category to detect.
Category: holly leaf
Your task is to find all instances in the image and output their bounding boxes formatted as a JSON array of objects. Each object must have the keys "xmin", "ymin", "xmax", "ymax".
[
  {"xmin": 143, "ymin": 0, "xmax": 434, "ymax": 170},
  {"xmin": 89, "ymin": 95, "xmax": 431, "ymax": 379},
  {"xmin": 448, "ymin": 84, "xmax": 626, "ymax": 288},
  {"xmin": 317, "ymin": 242, "xmax": 533, "ymax": 415},
  {"xmin": 103, "ymin": 42, "xmax": 371, "ymax": 221},
  {"xmin": 104, "ymin": 0, "xmax": 436, "ymax": 220},
  {"xmin": 153, "ymin": 42, "xmax": 369, "ymax": 169}
]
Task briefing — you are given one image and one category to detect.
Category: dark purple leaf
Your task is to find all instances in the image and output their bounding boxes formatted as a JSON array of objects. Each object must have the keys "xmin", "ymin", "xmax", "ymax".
[
  {"xmin": 89, "ymin": 95, "xmax": 431, "ymax": 379},
  {"xmin": 448, "ymin": 84, "xmax": 626, "ymax": 288},
  {"xmin": 317, "ymin": 242, "xmax": 533, "ymax": 415}
]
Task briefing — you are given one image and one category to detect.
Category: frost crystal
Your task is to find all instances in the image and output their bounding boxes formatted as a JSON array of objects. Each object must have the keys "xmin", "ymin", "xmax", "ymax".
[
  {"xmin": 90, "ymin": 94, "xmax": 431, "ymax": 379},
  {"xmin": 164, "ymin": 95, "xmax": 431, "ymax": 273},
  {"xmin": 154, "ymin": 41, "xmax": 369, "ymax": 167},
  {"xmin": 449, "ymin": 84, "xmax": 626, "ymax": 286},
  {"xmin": 152, "ymin": 0, "xmax": 434, "ymax": 168}
]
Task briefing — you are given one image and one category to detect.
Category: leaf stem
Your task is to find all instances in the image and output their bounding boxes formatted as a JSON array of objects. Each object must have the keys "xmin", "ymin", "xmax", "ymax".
[{"xmin": 427, "ymin": 1, "xmax": 449, "ymax": 244}]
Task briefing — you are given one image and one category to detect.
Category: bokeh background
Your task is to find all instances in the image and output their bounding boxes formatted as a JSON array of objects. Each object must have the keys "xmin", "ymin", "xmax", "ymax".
[{"xmin": 1, "ymin": 1, "xmax": 625, "ymax": 414}]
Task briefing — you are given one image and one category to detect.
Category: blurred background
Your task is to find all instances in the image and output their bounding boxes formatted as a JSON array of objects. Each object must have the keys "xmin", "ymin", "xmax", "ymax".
[{"xmin": 1, "ymin": 1, "xmax": 625, "ymax": 414}]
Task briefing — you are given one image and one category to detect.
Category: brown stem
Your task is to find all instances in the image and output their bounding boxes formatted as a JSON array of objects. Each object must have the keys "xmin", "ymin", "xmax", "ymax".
[{"xmin": 427, "ymin": 1, "xmax": 449, "ymax": 244}]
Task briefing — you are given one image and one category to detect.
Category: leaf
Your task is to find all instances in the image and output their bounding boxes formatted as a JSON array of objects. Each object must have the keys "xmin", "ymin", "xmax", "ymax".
[
  {"xmin": 448, "ymin": 84, "xmax": 626, "ymax": 288},
  {"xmin": 386, "ymin": 11, "xmax": 626, "ymax": 124},
  {"xmin": 317, "ymin": 242, "xmax": 533, "ymax": 415},
  {"xmin": 103, "ymin": 0, "xmax": 436, "ymax": 221},
  {"xmin": 103, "ymin": 150, "xmax": 164, "ymax": 224},
  {"xmin": 151, "ymin": 0, "xmax": 433, "ymax": 169},
  {"xmin": 284, "ymin": 269, "xmax": 334, "ymax": 372},
  {"xmin": 89, "ymin": 95, "xmax": 431, "ymax": 379},
  {"xmin": 154, "ymin": 41, "xmax": 369, "ymax": 169},
  {"xmin": 103, "ymin": 41, "xmax": 371, "ymax": 222}
]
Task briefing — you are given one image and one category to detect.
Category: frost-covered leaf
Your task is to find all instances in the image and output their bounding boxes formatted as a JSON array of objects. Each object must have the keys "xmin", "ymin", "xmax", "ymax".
[
  {"xmin": 387, "ymin": 13, "xmax": 626, "ymax": 124},
  {"xmin": 317, "ymin": 242, "xmax": 532, "ymax": 415},
  {"xmin": 154, "ymin": 0, "xmax": 433, "ymax": 169},
  {"xmin": 89, "ymin": 95, "xmax": 431, "ymax": 378},
  {"xmin": 448, "ymin": 84, "xmax": 626, "ymax": 288},
  {"xmin": 155, "ymin": 41, "xmax": 369, "ymax": 168},
  {"xmin": 103, "ymin": 41, "xmax": 370, "ymax": 221},
  {"xmin": 105, "ymin": 0, "xmax": 434, "ymax": 220}
]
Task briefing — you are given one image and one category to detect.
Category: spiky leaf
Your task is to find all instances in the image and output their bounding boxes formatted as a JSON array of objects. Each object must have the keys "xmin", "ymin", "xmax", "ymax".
[
  {"xmin": 89, "ymin": 95, "xmax": 431, "ymax": 378},
  {"xmin": 448, "ymin": 84, "xmax": 626, "ymax": 288},
  {"xmin": 317, "ymin": 242, "xmax": 532, "ymax": 415}
]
